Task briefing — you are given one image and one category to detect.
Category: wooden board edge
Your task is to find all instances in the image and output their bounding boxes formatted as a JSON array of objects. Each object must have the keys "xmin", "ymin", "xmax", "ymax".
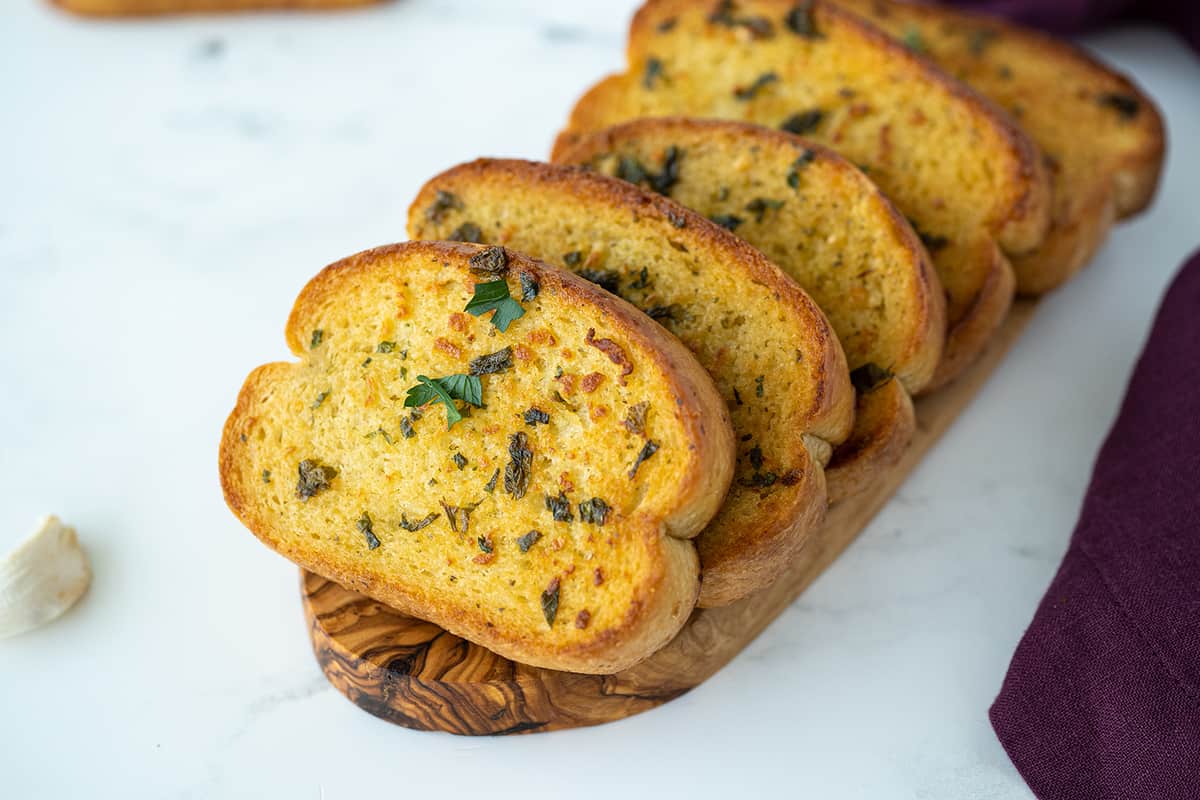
[{"xmin": 301, "ymin": 299, "xmax": 1040, "ymax": 734}]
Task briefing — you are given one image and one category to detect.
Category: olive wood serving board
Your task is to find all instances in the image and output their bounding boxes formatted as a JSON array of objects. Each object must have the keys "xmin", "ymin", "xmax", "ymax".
[{"xmin": 301, "ymin": 300, "xmax": 1037, "ymax": 735}]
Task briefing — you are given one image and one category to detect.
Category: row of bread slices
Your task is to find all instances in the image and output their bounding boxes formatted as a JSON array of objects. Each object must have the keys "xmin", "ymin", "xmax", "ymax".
[{"xmin": 220, "ymin": 0, "xmax": 1163, "ymax": 674}]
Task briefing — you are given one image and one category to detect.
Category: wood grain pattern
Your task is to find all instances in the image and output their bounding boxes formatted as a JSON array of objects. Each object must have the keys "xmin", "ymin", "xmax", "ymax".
[{"xmin": 302, "ymin": 300, "xmax": 1038, "ymax": 735}]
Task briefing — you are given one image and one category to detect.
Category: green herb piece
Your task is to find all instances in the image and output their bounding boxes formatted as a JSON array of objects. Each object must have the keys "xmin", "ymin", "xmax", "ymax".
[
  {"xmin": 563, "ymin": 251, "xmax": 584, "ymax": 267},
  {"xmin": 483, "ymin": 468, "xmax": 499, "ymax": 493},
  {"xmin": 755, "ymin": 375, "xmax": 765, "ymax": 397},
  {"xmin": 361, "ymin": 357, "xmax": 372, "ymax": 367},
  {"xmin": 524, "ymin": 407, "xmax": 550, "ymax": 426},
  {"xmin": 469, "ymin": 245, "xmax": 509, "ymax": 275},
  {"xmin": 440, "ymin": 499, "xmax": 480, "ymax": 535},
  {"xmin": 745, "ymin": 197, "xmax": 785, "ymax": 222},
  {"xmin": 449, "ymin": 222, "xmax": 483, "ymax": 243},
  {"xmin": 366, "ymin": 427, "xmax": 394, "ymax": 445},
  {"xmin": 918, "ymin": 230, "xmax": 949, "ymax": 252},
  {"xmin": 643, "ymin": 57, "xmax": 665, "ymax": 90},
  {"xmin": 469, "ymin": 346, "xmax": 514, "ymax": 376},
  {"xmin": 784, "ymin": 1, "xmax": 820, "ymax": 38},
  {"xmin": 614, "ymin": 150, "xmax": 681, "ymax": 196},
  {"xmin": 541, "ymin": 577, "xmax": 561, "ymax": 627},
  {"xmin": 629, "ymin": 267, "xmax": 651, "ymax": 290},
  {"xmin": 628, "ymin": 440, "xmax": 660, "ymax": 479},
  {"xmin": 452, "ymin": 452, "xmax": 467, "ymax": 470},
  {"xmin": 850, "ymin": 363, "xmax": 893, "ymax": 394},
  {"xmin": 504, "ymin": 432, "xmax": 533, "ymax": 500},
  {"xmin": 519, "ymin": 271, "xmax": 539, "ymax": 301},
  {"xmin": 710, "ymin": 213, "xmax": 744, "ymax": 231},
  {"xmin": 579, "ymin": 497, "xmax": 611, "ymax": 526},
  {"xmin": 399, "ymin": 512, "xmax": 438, "ymax": 532},
  {"xmin": 310, "ymin": 329, "xmax": 324, "ymax": 349},
  {"xmin": 517, "ymin": 530, "xmax": 542, "ymax": 553},
  {"xmin": 739, "ymin": 15, "xmax": 774, "ymax": 37},
  {"xmin": 733, "ymin": 387, "xmax": 744, "ymax": 406},
  {"xmin": 477, "ymin": 535, "xmax": 493, "ymax": 554},
  {"xmin": 356, "ymin": 511, "xmax": 380, "ymax": 550},
  {"xmin": 708, "ymin": 0, "xmax": 774, "ymax": 38},
  {"xmin": 905, "ymin": 218, "xmax": 950, "ymax": 252},
  {"xmin": 579, "ymin": 268, "xmax": 621, "ymax": 295},
  {"xmin": 657, "ymin": 17, "xmax": 677, "ymax": 33},
  {"xmin": 464, "ymin": 279, "xmax": 525, "ymax": 332},
  {"xmin": 650, "ymin": 146, "xmax": 682, "ymax": 195},
  {"xmin": 780, "ymin": 108, "xmax": 824, "ymax": 135},
  {"xmin": 426, "ymin": 189, "xmax": 462, "ymax": 222},
  {"xmin": 903, "ymin": 26, "xmax": 926, "ymax": 53},
  {"xmin": 645, "ymin": 304, "xmax": 683, "ymax": 324},
  {"xmin": 623, "ymin": 401, "xmax": 649, "ymax": 435},
  {"xmin": 404, "ymin": 374, "xmax": 483, "ymax": 430},
  {"xmin": 748, "ymin": 445, "xmax": 764, "ymax": 470},
  {"xmin": 546, "ymin": 492, "xmax": 574, "ymax": 522},
  {"xmin": 399, "ymin": 416, "xmax": 416, "ymax": 440},
  {"xmin": 734, "ymin": 71, "xmax": 779, "ymax": 101},
  {"xmin": 296, "ymin": 459, "xmax": 337, "ymax": 500},
  {"xmin": 553, "ymin": 390, "xmax": 578, "ymax": 410},
  {"xmin": 1099, "ymin": 92, "xmax": 1140, "ymax": 120},
  {"xmin": 968, "ymin": 28, "xmax": 999, "ymax": 56},
  {"xmin": 616, "ymin": 156, "xmax": 649, "ymax": 186},
  {"xmin": 311, "ymin": 390, "xmax": 330, "ymax": 410},
  {"xmin": 262, "ymin": 470, "xmax": 271, "ymax": 484},
  {"xmin": 740, "ymin": 471, "xmax": 778, "ymax": 488},
  {"xmin": 377, "ymin": 341, "xmax": 397, "ymax": 353}
]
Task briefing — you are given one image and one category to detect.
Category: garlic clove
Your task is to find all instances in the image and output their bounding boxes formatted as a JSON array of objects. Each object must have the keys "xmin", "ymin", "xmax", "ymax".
[{"xmin": 0, "ymin": 516, "xmax": 91, "ymax": 640}]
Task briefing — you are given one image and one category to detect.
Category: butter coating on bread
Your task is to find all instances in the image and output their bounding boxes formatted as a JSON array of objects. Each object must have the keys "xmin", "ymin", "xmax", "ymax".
[
  {"xmin": 835, "ymin": 0, "xmax": 1165, "ymax": 294},
  {"xmin": 219, "ymin": 241, "xmax": 735, "ymax": 673},
  {"xmin": 553, "ymin": 117, "xmax": 942, "ymax": 499},
  {"xmin": 408, "ymin": 160, "xmax": 855, "ymax": 607},
  {"xmin": 552, "ymin": 118, "xmax": 944, "ymax": 390},
  {"xmin": 553, "ymin": 0, "xmax": 1053, "ymax": 389}
]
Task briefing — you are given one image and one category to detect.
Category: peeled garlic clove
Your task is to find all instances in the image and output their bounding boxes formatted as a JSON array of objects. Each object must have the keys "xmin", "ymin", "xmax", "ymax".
[{"xmin": 0, "ymin": 516, "xmax": 91, "ymax": 640}]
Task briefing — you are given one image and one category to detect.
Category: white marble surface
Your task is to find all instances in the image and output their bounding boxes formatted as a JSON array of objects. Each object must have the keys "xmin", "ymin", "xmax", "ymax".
[{"xmin": 1, "ymin": 1, "xmax": 1198, "ymax": 796}]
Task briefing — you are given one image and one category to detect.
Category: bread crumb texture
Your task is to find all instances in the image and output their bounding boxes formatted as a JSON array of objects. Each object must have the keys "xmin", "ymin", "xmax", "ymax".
[
  {"xmin": 409, "ymin": 160, "xmax": 854, "ymax": 606},
  {"xmin": 220, "ymin": 241, "xmax": 734, "ymax": 672},
  {"xmin": 554, "ymin": 117, "xmax": 944, "ymax": 393}
]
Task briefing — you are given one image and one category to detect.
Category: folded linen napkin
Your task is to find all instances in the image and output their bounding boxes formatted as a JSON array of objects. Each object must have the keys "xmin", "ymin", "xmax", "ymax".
[{"xmin": 989, "ymin": 249, "xmax": 1200, "ymax": 799}]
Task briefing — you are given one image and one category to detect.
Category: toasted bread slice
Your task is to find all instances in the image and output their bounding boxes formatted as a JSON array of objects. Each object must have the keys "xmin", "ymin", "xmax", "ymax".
[
  {"xmin": 552, "ymin": 117, "xmax": 942, "ymax": 499},
  {"xmin": 52, "ymin": 0, "xmax": 380, "ymax": 14},
  {"xmin": 552, "ymin": 0, "xmax": 1053, "ymax": 389},
  {"xmin": 826, "ymin": 376, "xmax": 914, "ymax": 505},
  {"xmin": 219, "ymin": 241, "xmax": 736, "ymax": 673},
  {"xmin": 408, "ymin": 160, "xmax": 855, "ymax": 606},
  {"xmin": 835, "ymin": 0, "xmax": 1165, "ymax": 294}
]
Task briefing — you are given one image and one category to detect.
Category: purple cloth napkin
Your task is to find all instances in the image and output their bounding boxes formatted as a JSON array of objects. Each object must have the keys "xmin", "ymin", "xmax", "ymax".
[
  {"xmin": 946, "ymin": 0, "xmax": 1200, "ymax": 52},
  {"xmin": 990, "ymin": 250, "xmax": 1200, "ymax": 799}
]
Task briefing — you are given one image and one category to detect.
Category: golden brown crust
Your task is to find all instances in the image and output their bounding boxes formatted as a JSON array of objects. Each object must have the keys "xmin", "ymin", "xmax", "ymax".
[
  {"xmin": 220, "ymin": 241, "xmax": 735, "ymax": 674},
  {"xmin": 619, "ymin": 0, "xmax": 1051, "ymax": 254},
  {"xmin": 409, "ymin": 160, "xmax": 854, "ymax": 446},
  {"xmin": 407, "ymin": 160, "xmax": 856, "ymax": 608},
  {"xmin": 1012, "ymin": 187, "xmax": 1117, "ymax": 296},
  {"xmin": 556, "ymin": 0, "xmax": 1048, "ymax": 387},
  {"xmin": 825, "ymin": 378, "xmax": 915, "ymax": 505},
  {"xmin": 551, "ymin": 116, "xmax": 946, "ymax": 395},
  {"xmin": 926, "ymin": 238, "xmax": 1015, "ymax": 392},
  {"xmin": 552, "ymin": 116, "xmax": 939, "ymax": 505},
  {"xmin": 834, "ymin": 0, "xmax": 1165, "ymax": 293},
  {"xmin": 53, "ymin": 0, "xmax": 379, "ymax": 14},
  {"xmin": 696, "ymin": 440, "xmax": 826, "ymax": 607}
]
